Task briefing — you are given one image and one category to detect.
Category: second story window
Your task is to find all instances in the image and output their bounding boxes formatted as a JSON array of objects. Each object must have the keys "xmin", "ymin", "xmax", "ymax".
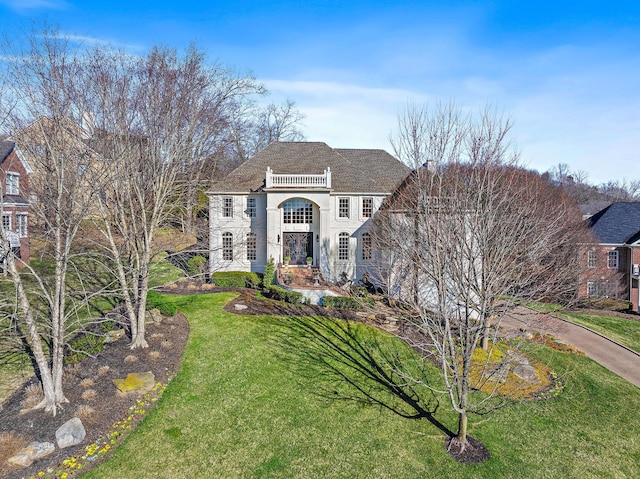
[
  {"xmin": 2, "ymin": 214, "xmax": 11, "ymax": 231},
  {"xmin": 246, "ymin": 197, "xmax": 256, "ymax": 218},
  {"xmin": 338, "ymin": 197, "xmax": 350, "ymax": 218},
  {"xmin": 222, "ymin": 197, "xmax": 233, "ymax": 218},
  {"xmin": 6, "ymin": 173, "xmax": 19, "ymax": 195},
  {"xmin": 283, "ymin": 199, "xmax": 313, "ymax": 224},
  {"xmin": 362, "ymin": 197, "xmax": 373, "ymax": 218},
  {"xmin": 608, "ymin": 251, "xmax": 619, "ymax": 269},
  {"xmin": 587, "ymin": 250, "xmax": 597, "ymax": 268}
]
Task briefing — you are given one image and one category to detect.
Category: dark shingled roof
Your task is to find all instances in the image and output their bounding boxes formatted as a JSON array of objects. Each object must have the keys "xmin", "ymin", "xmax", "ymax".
[
  {"xmin": 0, "ymin": 141, "xmax": 15, "ymax": 163},
  {"xmin": 213, "ymin": 142, "xmax": 411, "ymax": 193},
  {"xmin": 587, "ymin": 202, "xmax": 640, "ymax": 244}
]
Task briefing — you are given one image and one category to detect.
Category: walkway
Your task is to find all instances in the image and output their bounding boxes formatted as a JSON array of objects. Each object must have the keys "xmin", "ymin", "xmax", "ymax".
[
  {"xmin": 501, "ymin": 307, "xmax": 640, "ymax": 388},
  {"xmin": 275, "ymin": 265, "xmax": 345, "ymax": 304}
]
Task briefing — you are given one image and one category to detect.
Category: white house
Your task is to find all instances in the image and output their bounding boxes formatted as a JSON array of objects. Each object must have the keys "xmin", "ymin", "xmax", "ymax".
[{"xmin": 207, "ymin": 142, "xmax": 411, "ymax": 283}]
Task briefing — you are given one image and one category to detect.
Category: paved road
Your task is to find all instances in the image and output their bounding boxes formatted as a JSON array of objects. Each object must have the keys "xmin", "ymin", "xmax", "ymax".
[{"xmin": 500, "ymin": 307, "xmax": 640, "ymax": 388}]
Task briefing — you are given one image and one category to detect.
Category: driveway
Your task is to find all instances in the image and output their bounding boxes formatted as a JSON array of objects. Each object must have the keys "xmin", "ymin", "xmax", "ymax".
[{"xmin": 500, "ymin": 307, "xmax": 640, "ymax": 388}]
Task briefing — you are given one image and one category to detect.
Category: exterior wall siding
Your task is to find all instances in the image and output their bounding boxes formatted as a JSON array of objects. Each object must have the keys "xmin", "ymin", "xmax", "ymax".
[
  {"xmin": 578, "ymin": 244, "xmax": 627, "ymax": 301},
  {"xmin": 208, "ymin": 188, "xmax": 388, "ymax": 284}
]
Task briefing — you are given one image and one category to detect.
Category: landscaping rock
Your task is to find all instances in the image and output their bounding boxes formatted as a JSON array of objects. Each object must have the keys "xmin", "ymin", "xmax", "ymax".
[
  {"xmin": 113, "ymin": 371, "xmax": 156, "ymax": 397},
  {"xmin": 104, "ymin": 329, "xmax": 125, "ymax": 343},
  {"xmin": 145, "ymin": 309, "xmax": 163, "ymax": 324},
  {"xmin": 56, "ymin": 417, "xmax": 86, "ymax": 449},
  {"xmin": 7, "ymin": 441, "xmax": 55, "ymax": 467},
  {"xmin": 512, "ymin": 364, "xmax": 539, "ymax": 383},
  {"xmin": 234, "ymin": 303, "xmax": 248, "ymax": 311}
]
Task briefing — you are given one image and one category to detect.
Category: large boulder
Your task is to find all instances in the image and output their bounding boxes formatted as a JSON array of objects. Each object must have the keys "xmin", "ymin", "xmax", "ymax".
[
  {"xmin": 512, "ymin": 364, "xmax": 540, "ymax": 383},
  {"xmin": 7, "ymin": 441, "xmax": 55, "ymax": 467},
  {"xmin": 113, "ymin": 371, "xmax": 156, "ymax": 397},
  {"xmin": 56, "ymin": 417, "xmax": 86, "ymax": 449}
]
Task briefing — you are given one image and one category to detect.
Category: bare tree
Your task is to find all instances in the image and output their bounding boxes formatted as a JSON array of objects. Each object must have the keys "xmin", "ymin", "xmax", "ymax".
[
  {"xmin": 373, "ymin": 104, "xmax": 583, "ymax": 455},
  {"xmin": 597, "ymin": 179, "xmax": 640, "ymax": 201},
  {"xmin": 226, "ymin": 99, "xmax": 305, "ymax": 167},
  {"xmin": 81, "ymin": 45, "xmax": 268, "ymax": 348},
  {"xmin": 0, "ymin": 26, "xmax": 107, "ymax": 414}
]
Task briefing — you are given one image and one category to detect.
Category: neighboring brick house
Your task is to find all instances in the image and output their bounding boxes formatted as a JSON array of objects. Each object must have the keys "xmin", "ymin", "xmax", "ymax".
[
  {"xmin": 0, "ymin": 141, "xmax": 32, "ymax": 266},
  {"xmin": 581, "ymin": 202, "xmax": 640, "ymax": 311},
  {"xmin": 207, "ymin": 142, "xmax": 411, "ymax": 283}
]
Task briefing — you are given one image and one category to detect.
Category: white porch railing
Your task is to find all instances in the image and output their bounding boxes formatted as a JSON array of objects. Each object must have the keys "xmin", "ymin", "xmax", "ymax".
[{"xmin": 265, "ymin": 167, "xmax": 331, "ymax": 188}]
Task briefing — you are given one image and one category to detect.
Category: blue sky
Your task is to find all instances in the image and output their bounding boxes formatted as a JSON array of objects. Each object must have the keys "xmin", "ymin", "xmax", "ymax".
[{"xmin": 1, "ymin": 0, "xmax": 639, "ymax": 183}]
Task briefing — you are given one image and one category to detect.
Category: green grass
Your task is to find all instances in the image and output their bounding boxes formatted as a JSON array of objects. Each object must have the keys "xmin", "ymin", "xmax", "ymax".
[
  {"xmin": 149, "ymin": 254, "xmax": 186, "ymax": 288},
  {"xmin": 83, "ymin": 293, "xmax": 640, "ymax": 479},
  {"xmin": 559, "ymin": 311, "xmax": 640, "ymax": 354}
]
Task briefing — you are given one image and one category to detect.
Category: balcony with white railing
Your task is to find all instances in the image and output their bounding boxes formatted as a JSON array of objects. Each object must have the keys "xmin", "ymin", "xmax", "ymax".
[{"xmin": 265, "ymin": 167, "xmax": 331, "ymax": 189}]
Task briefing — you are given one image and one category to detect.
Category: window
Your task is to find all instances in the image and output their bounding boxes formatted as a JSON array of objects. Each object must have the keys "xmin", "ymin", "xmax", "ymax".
[
  {"xmin": 338, "ymin": 232, "xmax": 349, "ymax": 261},
  {"xmin": 608, "ymin": 251, "xmax": 619, "ymax": 269},
  {"xmin": 222, "ymin": 232, "xmax": 233, "ymax": 261},
  {"xmin": 361, "ymin": 232, "xmax": 372, "ymax": 260},
  {"xmin": 246, "ymin": 233, "xmax": 256, "ymax": 261},
  {"xmin": 222, "ymin": 197, "xmax": 233, "ymax": 218},
  {"xmin": 5, "ymin": 173, "xmax": 19, "ymax": 195},
  {"xmin": 16, "ymin": 214, "xmax": 27, "ymax": 237},
  {"xmin": 338, "ymin": 197, "xmax": 350, "ymax": 218},
  {"xmin": 283, "ymin": 199, "xmax": 313, "ymax": 224},
  {"xmin": 587, "ymin": 280, "xmax": 611, "ymax": 298},
  {"xmin": 2, "ymin": 214, "xmax": 10, "ymax": 231},
  {"xmin": 362, "ymin": 197, "xmax": 373, "ymax": 218},
  {"xmin": 246, "ymin": 197, "xmax": 256, "ymax": 218},
  {"xmin": 587, "ymin": 250, "xmax": 597, "ymax": 268}
]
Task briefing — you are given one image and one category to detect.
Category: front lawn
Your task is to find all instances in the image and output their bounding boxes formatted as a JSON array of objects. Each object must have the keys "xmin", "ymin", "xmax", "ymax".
[
  {"xmin": 559, "ymin": 311, "xmax": 640, "ymax": 353},
  {"xmin": 83, "ymin": 293, "xmax": 640, "ymax": 478}
]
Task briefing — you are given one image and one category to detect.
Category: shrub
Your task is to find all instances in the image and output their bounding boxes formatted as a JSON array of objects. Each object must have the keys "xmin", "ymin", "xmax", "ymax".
[
  {"xmin": 146, "ymin": 290, "xmax": 178, "ymax": 316},
  {"xmin": 350, "ymin": 286, "xmax": 369, "ymax": 298},
  {"xmin": 577, "ymin": 297, "xmax": 632, "ymax": 313},
  {"xmin": 212, "ymin": 271, "xmax": 261, "ymax": 289},
  {"xmin": 65, "ymin": 333, "xmax": 105, "ymax": 364},
  {"xmin": 322, "ymin": 295, "xmax": 375, "ymax": 309},
  {"xmin": 263, "ymin": 257, "xmax": 275, "ymax": 288},
  {"xmin": 187, "ymin": 255, "xmax": 207, "ymax": 275},
  {"xmin": 266, "ymin": 285, "xmax": 304, "ymax": 304}
]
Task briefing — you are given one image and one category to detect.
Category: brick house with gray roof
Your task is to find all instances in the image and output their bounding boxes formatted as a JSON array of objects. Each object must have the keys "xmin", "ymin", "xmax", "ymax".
[
  {"xmin": 207, "ymin": 141, "xmax": 411, "ymax": 283},
  {"xmin": 582, "ymin": 202, "xmax": 640, "ymax": 310},
  {"xmin": 0, "ymin": 141, "xmax": 32, "ymax": 267}
]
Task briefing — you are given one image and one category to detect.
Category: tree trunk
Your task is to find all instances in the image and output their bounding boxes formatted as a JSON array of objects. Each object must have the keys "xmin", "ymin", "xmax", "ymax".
[
  {"xmin": 457, "ymin": 410, "xmax": 468, "ymax": 443},
  {"xmin": 5, "ymin": 250, "xmax": 60, "ymax": 415}
]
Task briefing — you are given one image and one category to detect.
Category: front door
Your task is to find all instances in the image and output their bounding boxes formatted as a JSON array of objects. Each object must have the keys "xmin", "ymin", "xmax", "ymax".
[{"xmin": 283, "ymin": 232, "xmax": 313, "ymax": 265}]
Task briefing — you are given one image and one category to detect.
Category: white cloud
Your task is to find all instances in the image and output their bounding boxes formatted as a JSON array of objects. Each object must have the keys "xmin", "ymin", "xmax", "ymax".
[
  {"xmin": 1, "ymin": 0, "xmax": 68, "ymax": 12},
  {"xmin": 262, "ymin": 79, "xmax": 429, "ymax": 150}
]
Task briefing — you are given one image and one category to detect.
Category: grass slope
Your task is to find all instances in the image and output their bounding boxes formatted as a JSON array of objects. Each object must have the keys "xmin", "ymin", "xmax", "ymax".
[
  {"xmin": 83, "ymin": 293, "xmax": 640, "ymax": 479},
  {"xmin": 559, "ymin": 311, "xmax": 640, "ymax": 354}
]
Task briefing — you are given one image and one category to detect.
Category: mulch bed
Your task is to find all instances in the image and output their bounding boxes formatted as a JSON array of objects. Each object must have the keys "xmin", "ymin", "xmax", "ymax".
[{"xmin": 0, "ymin": 313, "xmax": 189, "ymax": 479}]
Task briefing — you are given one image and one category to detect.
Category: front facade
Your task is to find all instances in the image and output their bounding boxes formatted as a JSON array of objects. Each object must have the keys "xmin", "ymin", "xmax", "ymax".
[
  {"xmin": 0, "ymin": 141, "xmax": 32, "ymax": 266},
  {"xmin": 208, "ymin": 142, "xmax": 410, "ymax": 283},
  {"xmin": 580, "ymin": 202, "xmax": 640, "ymax": 311}
]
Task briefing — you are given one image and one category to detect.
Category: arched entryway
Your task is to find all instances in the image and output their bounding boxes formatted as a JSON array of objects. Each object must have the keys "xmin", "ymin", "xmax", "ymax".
[{"xmin": 281, "ymin": 198, "xmax": 316, "ymax": 265}]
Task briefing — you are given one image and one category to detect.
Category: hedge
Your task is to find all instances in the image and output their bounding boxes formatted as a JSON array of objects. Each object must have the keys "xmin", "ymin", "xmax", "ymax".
[
  {"xmin": 212, "ymin": 271, "xmax": 261, "ymax": 289},
  {"xmin": 266, "ymin": 285, "xmax": 304, "ymax": 304},
  {"xmin": 322, "ymin": 295, "xmax": 375, "ymax": 309},
  {"xmin": 146, "ymin": 290, "xmax": 178, "ymax": 316}
]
